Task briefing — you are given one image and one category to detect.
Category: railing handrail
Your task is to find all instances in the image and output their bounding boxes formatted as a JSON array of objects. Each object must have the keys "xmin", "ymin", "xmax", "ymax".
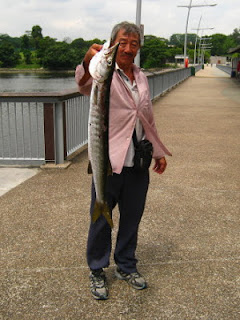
[
  {"xmin": 0, "ymin": 89, "xmax": 81, "ymax": 103},
  {"xmin": 0, "ymin": 66, "xmax": 197, "ymax": 101},
  {"xmin": 0, "ymin": 66, "xmax": 200, "ymax": 166}
]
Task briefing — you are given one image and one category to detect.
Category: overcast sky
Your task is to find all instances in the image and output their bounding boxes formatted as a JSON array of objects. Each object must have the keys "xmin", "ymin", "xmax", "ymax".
[{"xmin": 0, "ymin": 0, "xmax": 239, "ymax": 41}]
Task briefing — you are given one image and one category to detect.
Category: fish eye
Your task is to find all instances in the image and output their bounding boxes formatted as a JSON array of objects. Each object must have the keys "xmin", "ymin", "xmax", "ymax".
[{"xmin": 107, "ymin": 57, "xmax": 112, "ymax": 66}]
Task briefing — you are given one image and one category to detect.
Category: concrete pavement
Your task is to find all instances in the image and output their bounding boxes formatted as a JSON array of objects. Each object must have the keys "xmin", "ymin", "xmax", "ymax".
[
  {"xmin": 0, "ymin": 65, "xmax": 240, "ymax": 319},
  {"xmin": 0, "ymin": 168, "xmax": 39, "ymax": 197}
]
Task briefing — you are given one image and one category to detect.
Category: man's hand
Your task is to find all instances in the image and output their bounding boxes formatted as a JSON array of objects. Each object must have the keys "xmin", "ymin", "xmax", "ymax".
[
  {"xmin": 83, "ymin": 44, "xmax": 103, "ymax": 70},
  {"xmin": 152, "ymin": 157, "xmax": 167, "ymax": 174},
  {"xmin": 78, "ymin": 43, "xmax": 103, "ymax": 86}
]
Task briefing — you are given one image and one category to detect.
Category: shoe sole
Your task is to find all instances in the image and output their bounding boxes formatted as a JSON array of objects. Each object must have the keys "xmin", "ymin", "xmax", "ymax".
[
  {"xmin": 115, "ymin": 270, "xmax": 147, "ymax": 290},
  {"xmin": 91, "ymin": 293, "xmax": 109, "ymax": 300}
]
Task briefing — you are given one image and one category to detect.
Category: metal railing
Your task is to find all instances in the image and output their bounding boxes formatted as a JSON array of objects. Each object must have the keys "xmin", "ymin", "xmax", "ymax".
[
  {"xmin": 65, "ymin": 95, "xmax": 90, "ymax": 156},
  {"xmin": 194, "ymin": 64, "xmax": 202, "ymax": 73},
  {"xmin": 216, "ymin": 65, "xmax": 232, "ymax": 75},
  {"xmin": 0, "ymin": 66, "xmax": 198, "ymax": 166},
  {"xmin": 0, "ymin": 101, "xmax": 44, "ymax": 165},
  {"xmin": 146, "ymin": 67, "xmax": 191, "ymax": 100}
]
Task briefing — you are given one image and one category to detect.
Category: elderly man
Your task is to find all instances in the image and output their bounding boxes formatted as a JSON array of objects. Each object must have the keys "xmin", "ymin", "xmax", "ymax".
[{"xmin": 75, "ymin": 21, "xmax": 171, "ymax": 300}]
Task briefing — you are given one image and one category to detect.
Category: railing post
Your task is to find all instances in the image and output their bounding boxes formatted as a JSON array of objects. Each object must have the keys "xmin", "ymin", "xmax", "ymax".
[
  {"xmin": 44, "ymin": 103, "xmax": 55, "ymax": 162},
  {"xmin": 54, "ymin": 101, "xmax": 65, "ymax": 164}
]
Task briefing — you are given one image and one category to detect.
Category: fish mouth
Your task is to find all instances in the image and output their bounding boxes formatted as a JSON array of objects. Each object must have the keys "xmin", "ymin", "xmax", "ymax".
[
  {"xmin": 105, "ymin": 42, "xmax": 119, "ymax": 57},
  {"xmin": 104, "ymin": 42, "xmax": 119, "ymax": 66}
]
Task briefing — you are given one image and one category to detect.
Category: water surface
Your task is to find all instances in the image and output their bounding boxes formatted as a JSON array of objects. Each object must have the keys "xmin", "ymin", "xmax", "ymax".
[{"xmin": 0, "ymin": 72, "xmax": 77, "ymax": 93}]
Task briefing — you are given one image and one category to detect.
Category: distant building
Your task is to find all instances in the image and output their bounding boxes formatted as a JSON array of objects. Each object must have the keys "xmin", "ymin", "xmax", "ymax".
[
  {"xmin": 228, "ymin": 45, "xmax": 240, "ymax": 78},
  {"xmin": 175, "ymin": 55, "xmax": 188, "ymax": 65},
  {"xmin": 210, "ymin": 56, "xmax": 227, "ymax": 65}
]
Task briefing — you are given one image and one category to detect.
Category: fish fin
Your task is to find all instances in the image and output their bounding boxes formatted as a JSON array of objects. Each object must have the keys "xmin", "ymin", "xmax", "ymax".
[
  {"xmin": 102, "ymin": 202, "xmax": 114, "ymax": 228},
  {"xmin": 87, "ymin": 161, "xmax": 92, "ymax": 174},
  {"xmin": 92, "ymin": 201, "xmax": 113, "ymax": 228},
  {"xmin": 92, "ymin": 201, "xmax": 101, "ymax": 223}
]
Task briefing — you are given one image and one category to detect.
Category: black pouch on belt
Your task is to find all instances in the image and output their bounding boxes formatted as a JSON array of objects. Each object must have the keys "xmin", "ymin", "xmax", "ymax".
[{"xmin": 132, "ymin": 129, "xmax": 153, "ymax": 172}]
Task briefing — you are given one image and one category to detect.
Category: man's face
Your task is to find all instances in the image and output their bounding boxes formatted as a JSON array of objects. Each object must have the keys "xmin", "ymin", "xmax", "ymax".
[{"xmin": 113, "ymin": 29, "xmax": 140, "ymax": 69}]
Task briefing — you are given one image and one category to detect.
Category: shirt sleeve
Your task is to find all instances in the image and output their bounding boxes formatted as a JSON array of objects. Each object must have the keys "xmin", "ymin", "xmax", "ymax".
[{"xmin": 75, "ymin": 63, "xmax": 93, "ymax": 96}]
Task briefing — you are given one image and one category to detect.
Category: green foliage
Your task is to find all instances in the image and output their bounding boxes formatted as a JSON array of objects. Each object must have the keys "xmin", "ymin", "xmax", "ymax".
[
  {"xmin": 36, "ymin": 36, "xmax": 57, "ymax": 62},
  {"xmin": 230, "ymin": 28, "xmax": 240, "ymax": 46},
  {"xmin": 0, "ymin": 34, "xmax": 21, "ymax": 51},
  {"xmin": 1, "ymin": 25, "xmax": 239, "ymax": 70},
  {"xmin": 31, "ymin": 25, "xmax": 43, "ymax": 50},
  {"xmin": 141, "ymin": 36, "xmax": 168, "ymax": 68},
  {"xmin": 41, "ymin": 42, "xmax": 78, "ymax": 70},
  {"xmin": 20, "ymin": 34, "xmax": 31, "ymax": 50},
  {"xmin": 169, "ymin": 33, "xmax": 197, "ymax": 48},
  {"xmin": 0, "ymin": 42, "xmax": 20, "ymax": 67},
  {"xmin": 210, "ymin": 34, "xmax": 228, "ymax": 55},
  {"xmin": 23, "ymin": 50, "xmax": 32, "ymax": 64}
]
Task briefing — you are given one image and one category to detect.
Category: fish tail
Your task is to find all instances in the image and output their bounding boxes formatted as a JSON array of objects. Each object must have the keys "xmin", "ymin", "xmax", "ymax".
[{"xmin": 92, "ymin": 201, "xmax": 113, "ymax": 228}]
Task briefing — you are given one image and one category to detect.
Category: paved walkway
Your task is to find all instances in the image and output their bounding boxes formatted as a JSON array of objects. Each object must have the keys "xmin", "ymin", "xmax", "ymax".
[{"xmin": 1, "ymin": 65, "xmax": 240, "ymax": 320}]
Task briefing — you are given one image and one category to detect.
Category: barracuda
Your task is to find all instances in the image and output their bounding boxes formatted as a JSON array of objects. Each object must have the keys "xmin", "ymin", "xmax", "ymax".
[{"xmin": 88, "ymin": 42, "xmax": 119, "ymax": 228}]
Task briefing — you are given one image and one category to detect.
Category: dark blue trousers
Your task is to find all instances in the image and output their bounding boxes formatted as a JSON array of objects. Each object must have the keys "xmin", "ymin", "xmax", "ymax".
[{"xmin": 87, "ymin": 167, "xmax": 149, "ymax": 274}]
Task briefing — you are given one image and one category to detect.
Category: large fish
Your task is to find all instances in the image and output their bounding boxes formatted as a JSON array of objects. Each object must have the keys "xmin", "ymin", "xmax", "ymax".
[{"xmin": 88, "ymin": 41, "xmax": 119, "ymax": 228}]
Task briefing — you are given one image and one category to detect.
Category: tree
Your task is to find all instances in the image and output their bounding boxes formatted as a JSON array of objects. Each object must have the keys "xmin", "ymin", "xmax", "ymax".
[
  {"xmin": 169, "ymin": 33, "xmax": 196, "ymax": 48},
  {"xmin": 141, "ymin": 36, "xmax": 168, "ymax": 68},
  {"xmin": 36, "ymin": 36, "xmax": 57, "ymax": 63},
  {"xmin": 41, "ymin": 42, "xmax": 78, "ymax": 69},
  {"xmin": 230, "ymin": 28, "xmax": 240, "ymax": 46},
  {"xmin": 31, "ymin": 25, "xmax": 43, "ymax": 39},
  {"xmin": 31, "ymin": 25, "xmax": 43, "ymax": 49},
  {"xmin": 23, "ymin": 50, "xmax": 32, "ymax": 64},
  {"xmin": 20, "ymin": 34, "xmax": 31, "ymax": 50},
  {"xmin": 0, "ymin": 42, "xmax": 20, "ymax": 67},
  {"xmin": 165, "ymin": 47, "xmax": 183, "ymax": 63},
  {"xmin": 210, "ymin": 33, "xmax": 229, "ymax": 55},
  {"xmin": 0, "ymin": 34, "xmax": 21, "ymax": 50}
]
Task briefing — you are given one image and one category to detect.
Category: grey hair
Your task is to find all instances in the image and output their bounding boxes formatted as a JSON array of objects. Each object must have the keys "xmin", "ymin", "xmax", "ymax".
[{"xmin": 110, "ymin": 21, "xmax": 141, "ymax": 45}]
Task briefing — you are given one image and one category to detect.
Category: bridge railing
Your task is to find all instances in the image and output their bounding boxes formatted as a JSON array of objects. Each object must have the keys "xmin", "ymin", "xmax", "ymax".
[
  {"xmin": 0, "ymin": 66, "xmax": 199, "ymax": 166},
  {"xmin": 216, "ymin": 65, "xmax": 232, "ymax": 75}
]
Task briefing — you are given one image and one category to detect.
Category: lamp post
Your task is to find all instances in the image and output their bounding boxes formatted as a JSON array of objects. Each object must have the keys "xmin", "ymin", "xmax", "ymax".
[
  {"xmin": 192, "ymin": 24, "xmax": 214, "ymax": 65},
  {"xmin": 193, "ymin": 15, "xmax": 202, "ymax": 65},
  {"xmin": 198, "ymin": 36, "xmax": 213, "ymax": 63},
  {"xmin": 135, "ymin": 0, "xmax": 142, "ymax": 67},
  {"xmin": 177, "ymin": 1, "xmax": 217, "ymax": 67},
  {"xmin": 200, "ymin": 41, "xmax": 212, "ymax": 64}
]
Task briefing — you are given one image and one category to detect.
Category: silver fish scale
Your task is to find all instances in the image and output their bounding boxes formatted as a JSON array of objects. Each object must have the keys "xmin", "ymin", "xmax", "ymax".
[{"xmin": 89, "ymin": 82, "xmax": 109, "ymax": 204}]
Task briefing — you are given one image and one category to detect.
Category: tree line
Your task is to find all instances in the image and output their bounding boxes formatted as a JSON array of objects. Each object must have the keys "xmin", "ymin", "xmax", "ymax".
[{"xmin": 0, "ymin": 25, "xmax": 239, "ymax": 70}]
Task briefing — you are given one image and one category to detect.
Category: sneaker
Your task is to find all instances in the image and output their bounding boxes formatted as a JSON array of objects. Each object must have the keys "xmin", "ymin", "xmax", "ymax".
[
  {"xmin": 89, "ymin": 269, "xmax": 109, "ymax": 300},
  {"xmin": 115, "ymin": 267, "xmax": 147, "ymax": 290}
]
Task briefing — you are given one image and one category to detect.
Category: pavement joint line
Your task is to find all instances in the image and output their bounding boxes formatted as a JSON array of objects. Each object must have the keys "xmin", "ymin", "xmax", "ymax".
[
  {"xmin": 3, "ymin": 256, "xmax": 240, "ymax": 273},
  {"xmin": 196, "ymin": 76, "xmax": 229, "ymax": 79},
  {"xmin": 151, "ymin": 186, "xmax": 240, "ymax": 193}
]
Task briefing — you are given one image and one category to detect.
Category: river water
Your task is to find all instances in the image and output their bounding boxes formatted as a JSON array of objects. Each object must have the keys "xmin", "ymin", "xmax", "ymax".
[{"xmin": 0, "ymin": 72, "xmax": 77, "ymax": 93}]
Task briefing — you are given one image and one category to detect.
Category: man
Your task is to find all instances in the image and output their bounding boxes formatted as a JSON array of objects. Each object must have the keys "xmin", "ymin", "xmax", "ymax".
[{"xmin": 75, "ymin": 21, "xmax": 171, "ymax": 300}]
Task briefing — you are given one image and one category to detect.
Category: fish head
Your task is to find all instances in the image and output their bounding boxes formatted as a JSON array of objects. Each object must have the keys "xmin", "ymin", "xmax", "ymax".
[{"xmin": 89, "ymin": 42, "xmax": 119, "ymax": 82}]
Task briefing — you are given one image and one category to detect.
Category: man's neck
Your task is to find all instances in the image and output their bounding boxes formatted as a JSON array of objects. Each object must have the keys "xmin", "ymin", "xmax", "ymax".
[{"xmin": 118, "ymin": 64, "xmax": 134, "ymax": 82}]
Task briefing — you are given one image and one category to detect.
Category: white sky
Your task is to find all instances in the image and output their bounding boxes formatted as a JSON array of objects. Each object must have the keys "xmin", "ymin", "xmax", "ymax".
[{"xmin": 0, "ymin": 0, "xmax": 239, "ymax": 41}]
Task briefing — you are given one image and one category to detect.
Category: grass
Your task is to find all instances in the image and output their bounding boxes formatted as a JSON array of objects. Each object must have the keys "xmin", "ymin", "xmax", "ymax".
[{"xmin": 15, "ymin": 63, "xmax": 42, "ymax": 69}]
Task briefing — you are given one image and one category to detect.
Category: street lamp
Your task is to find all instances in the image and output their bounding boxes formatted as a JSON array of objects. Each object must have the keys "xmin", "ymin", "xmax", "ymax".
[
  {"xmin": 135, "ymin": 0, "xmax": 142, "ymax": 67},
  {"xmin": 200, "ymin": 45, "xmax": 212, "ymax": 64},
  {"xmin": 192, "ymin": 21, "xmax": 214, "ymax": 65},
  {"xmin": 198, "ymin": 35, "xmax": 213, "ymax": 63},
  {"xmin": 177, "ymin": 1, "xmax": 217, "ymax": 67},
  {"xmin": 193, "ymin": 15, "xmax": 202, "ymax": 66}
]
